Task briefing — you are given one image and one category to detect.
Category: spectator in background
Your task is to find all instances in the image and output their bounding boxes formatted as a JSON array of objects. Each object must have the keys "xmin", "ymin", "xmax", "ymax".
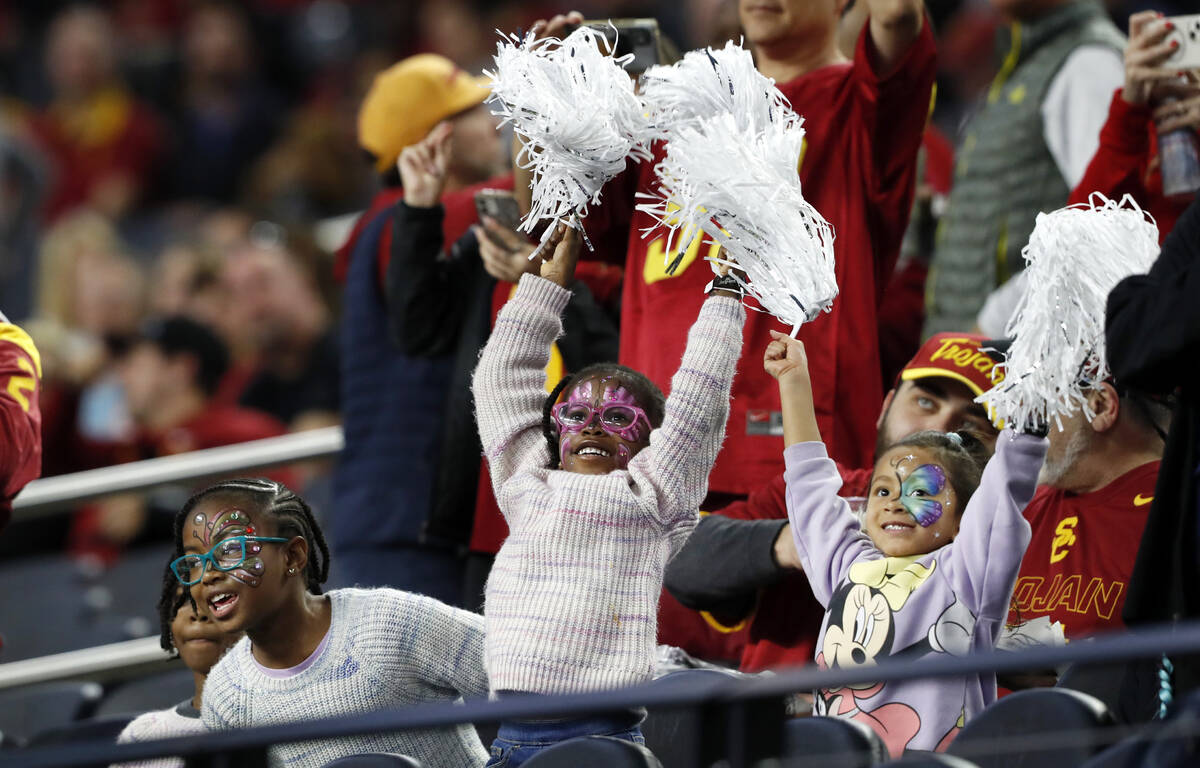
[
  {"xmin": 332, "ymin": 53, "xmax": 510, "ymax": 602},
  {"xmin": 30, "ymin": 5, "xmax": 162, "ymax": 221},
  {"xmin": 220, "ymin": 232, "xmax": 340, "ymax": 431},
  {"xmin": 0, "ymin": 309, "xmax": 42, "ymax": 533},
  {"xmin": 925, "ymin": 0, "xmax": 1124, "ymax": 337},
  {"xmin": 163, "ymin": 1, "xmax": 283, "ymax": 204},
  {"xmin": 0, "ymin": 124, "xmax": 46, "ymax": 322},
  {"xmin": 68, "ymin": 316, "xmax": 288, "ymax": 563}
]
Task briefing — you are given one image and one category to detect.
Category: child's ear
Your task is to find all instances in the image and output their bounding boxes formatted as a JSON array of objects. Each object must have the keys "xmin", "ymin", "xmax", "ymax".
[{"xmin": 285, "ymin": 536, "xmax": 309, "ymax": 576}]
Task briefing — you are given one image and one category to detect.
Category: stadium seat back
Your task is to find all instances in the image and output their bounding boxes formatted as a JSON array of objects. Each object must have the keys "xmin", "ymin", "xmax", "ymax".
[
  {"xmin": 784, "ymin": 714, "xmax": 889, "ymax": 767},
  {"xmin": 27, "ymin": 713, "xmax": 136, "ymax": 746},
  {"xmin": 322, "ymin": 753, "xmax": 426, "ymax": 767},
  {"xmin": 947, "ymin": 688, "xmax": 1112, "ymax": 768},
  {"xmin": 642, "ymin": 668, "xmax": 740, "ymax": 768},
  {"xmin": 97, "ymin": 666, "xmax": 195, "ymax": 717},
  {"xmin": 0, "ymin": 680, "xmax": 104, "ymax": 744},
  {"xmin": 522, "ymin": 735, "xmax": 663, "ymax": 767}
]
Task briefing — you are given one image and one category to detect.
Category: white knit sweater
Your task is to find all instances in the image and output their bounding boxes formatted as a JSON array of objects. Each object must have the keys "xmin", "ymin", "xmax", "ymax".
[
  {"xmin": 201, "ymin": 588, "xmax": 489, "ymax": 767},
  {"xmin": 474, "ymin": 274, "xmax": 745, "ymax": 694},
  {"xmin": 113, "ymin": 701, "xmax": 205, "ymax": 768}
]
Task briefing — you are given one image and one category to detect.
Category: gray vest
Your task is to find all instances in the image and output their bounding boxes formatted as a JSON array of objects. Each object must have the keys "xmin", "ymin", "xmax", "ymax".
[{"xmin": 924, "ymin": 0, "xmax": 1123, "ymax": 337}]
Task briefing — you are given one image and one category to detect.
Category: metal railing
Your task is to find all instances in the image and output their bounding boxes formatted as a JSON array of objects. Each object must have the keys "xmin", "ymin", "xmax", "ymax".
[
  {"xmin": 11, "ymin": 427, "xmax": 344, "ymax": 520},
  {"xmin": 0, "ymin": 638, "xmax": 176, "ymax": 690},
  {"xmin": 7, "ymin": 619, "xmax": 1200, "ymax": 768}
]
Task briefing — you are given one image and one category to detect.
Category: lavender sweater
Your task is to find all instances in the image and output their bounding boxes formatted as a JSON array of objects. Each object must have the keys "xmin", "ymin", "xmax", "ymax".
[
  {"xmin": 785, "ymin": 431, "xmax": 1047, "ymax": 756},
  {"xmin": 473, "ymin": 274, "xmax": 744, "ymax": 694}
]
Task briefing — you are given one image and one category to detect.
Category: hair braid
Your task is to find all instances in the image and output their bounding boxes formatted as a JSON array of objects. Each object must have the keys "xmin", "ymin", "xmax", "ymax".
[{"xmin": 156, "ymin": 562, "xmax": 189, "ymax": 654}]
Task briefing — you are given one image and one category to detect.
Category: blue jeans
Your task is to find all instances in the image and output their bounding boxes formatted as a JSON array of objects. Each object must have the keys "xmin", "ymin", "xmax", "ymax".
[{"xmin": 484, "ymin": 713, "xmax": 646, "ymax": 768}]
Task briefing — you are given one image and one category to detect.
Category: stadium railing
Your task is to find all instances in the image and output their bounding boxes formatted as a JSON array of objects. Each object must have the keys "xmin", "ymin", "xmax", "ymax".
[{"xmin": 6, "ymin": 619, "xmax": 1200, "ymax": 768}]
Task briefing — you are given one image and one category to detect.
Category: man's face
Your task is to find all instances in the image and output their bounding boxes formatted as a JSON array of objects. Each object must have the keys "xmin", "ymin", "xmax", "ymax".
[
  {"xmin": 1039, "ymin": 408, "xmax": 1092, "ymax": 487},
  {"xmin": 877, "ymin": 378, "xmax": 998, "ymax": 456},
  {"xmin": 221, "ymin": 246, "xmax": 308, "ymax": 349},
  {"xmin": 739, "ymin": 0, "xmax": 843, "ymax": 48},
  {"xmin": 448, "ymin": 104, "xmax": 503, "ymax": 185}
]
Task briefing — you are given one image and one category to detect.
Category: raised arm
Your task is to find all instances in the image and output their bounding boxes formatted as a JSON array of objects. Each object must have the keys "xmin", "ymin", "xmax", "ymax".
[
  {"xmin": 472, "ymin": 227, "xmax": 576, "ymax": 487},
  {"xmin": 944, "ymin": 430, "xmax": 1045, "ymax": 627},
  {"xmin": 862, "ymin": 0, "xmax": 925, "ymax": 74},
  {"xmin": 628, "ymin": 287, "xmax": 745, "ymax": 531}
]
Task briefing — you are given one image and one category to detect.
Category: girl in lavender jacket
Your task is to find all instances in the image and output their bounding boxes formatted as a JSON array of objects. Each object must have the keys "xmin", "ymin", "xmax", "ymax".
[
  {"xmin": 763, "ymin": 330, "xmax": 1047, "ymax": 757},
  {"xmin": 472, "ymin": 226, "xmax": 745, "ymax": 766}
]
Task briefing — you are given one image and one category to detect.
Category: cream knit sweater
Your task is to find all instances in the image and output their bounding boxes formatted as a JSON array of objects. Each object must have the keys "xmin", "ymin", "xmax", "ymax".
[
  {"xmin": 474, "ymin": 274, "xmax": 745, "ymax": 694},
  {"xmin": 201, "ymin": 588, "xmax": 488, "ymax": 767}
]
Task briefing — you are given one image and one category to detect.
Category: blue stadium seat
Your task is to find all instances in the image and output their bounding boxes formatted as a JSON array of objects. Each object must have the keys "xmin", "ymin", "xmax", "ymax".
[
  {"xmin": 0, "ymin": 680, "xmax": 104, "ymax": 745},
  {"xmin": 96, "ymin": 666, "xmax": 195, "ymax": 717},
  {"xmin": 784, "ymin": 715, "xmax": 889, "ymax": 767},
  {"xmin": 947, "ymin": 688, "xmax": 1112, "ymax": 768},
  {"xmin": 322, "ymin": 753, "xmax": 426, "ymax": 767},
  {"xmin": 27, "ymin": 713, "xmax": 136, "ymax": 746},
  {"xmin": 522, "ymin": 736, "xmax": 663, "ymax": 767},
  {"xmin": 642, "ymin": 668, "xmax": 740, "ymax": 768}
]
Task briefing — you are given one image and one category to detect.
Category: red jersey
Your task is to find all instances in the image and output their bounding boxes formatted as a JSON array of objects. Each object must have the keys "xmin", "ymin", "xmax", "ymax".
[
  {"xmin": 613, "ymin": 25, "xmax": 936, "ymax": 493},
  {"xmin": 1069, "ymin": 90, "xmax": 1193, "ymax": 243},
  {"xmin": 0, "ymin": 322, "xmax": 42, "ymax": 530},
  {"xmin": 1009, "ymin": 461, "xmax": 1159, "ymax": 640}
]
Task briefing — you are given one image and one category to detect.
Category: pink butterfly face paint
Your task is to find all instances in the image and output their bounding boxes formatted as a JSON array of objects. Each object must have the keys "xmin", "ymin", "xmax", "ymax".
[
  {"xmin": 554, "ymin": 375, "xmax": 653, "ymax": 472},
  {"xmin": 896, "ymin": 463, "xmax": 948, "ymax": 528},
  {"xmin": 190, "ymin": 507, "xmax": 268, "ymax": 587}
]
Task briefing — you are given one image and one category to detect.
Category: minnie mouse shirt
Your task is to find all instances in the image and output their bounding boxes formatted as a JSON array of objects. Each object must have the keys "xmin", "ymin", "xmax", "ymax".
[{"xmin": 785, "ymin": 431, "xmax": 1046, "ymax": 756}]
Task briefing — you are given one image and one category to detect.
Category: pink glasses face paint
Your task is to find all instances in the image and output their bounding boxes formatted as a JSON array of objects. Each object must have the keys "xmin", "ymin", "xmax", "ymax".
[
  {"xmin": 191, "ymin": 507, "xmax": 268, "ymax": 587},
  {"xmin": 554, "ymin": 378, "xmax": 651, "ymax": 443}
]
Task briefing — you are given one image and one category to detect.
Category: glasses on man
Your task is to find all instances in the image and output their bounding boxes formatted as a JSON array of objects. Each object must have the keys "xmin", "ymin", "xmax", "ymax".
[
  {"xmin": 552, "ymin": 401, "xmax": 651, "ymax": 442},
  {"xmin": 170, "ymin": 535, "xmax": 289, "ymax": 585}
]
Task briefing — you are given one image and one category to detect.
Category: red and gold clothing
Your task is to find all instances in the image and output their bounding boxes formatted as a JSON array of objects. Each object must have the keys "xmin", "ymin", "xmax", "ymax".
[
  {"xmin": 0, "ymin": 321, "xmax": 42, "ymax": 530},
  {"xmin": 600, "ymin": 24, "xmax": 936, "ymax": 493},
  {"xmin": 1009, "ymin": 461, "xmax": 1159, "ymax": 639}
]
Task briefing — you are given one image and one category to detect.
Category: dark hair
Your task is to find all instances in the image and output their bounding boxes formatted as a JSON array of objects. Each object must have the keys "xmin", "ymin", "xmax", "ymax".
[
  {"xmin": 541, "ymin": 363, "xmax": 666, "ymax": 467},
  {"xmin": 172, "ymin": 478, "xmax": 330, "ymax": 595},
  {"xmin": 876, "ymin": 429, "xmax": 990, "ymax": 511},
  {"xmin": 157, "ymin": 563, "xmax": 192, "ymax": 654},
  {"xmin": 137, "ymin": 315, "xmax": 230, "ymax": 396}
]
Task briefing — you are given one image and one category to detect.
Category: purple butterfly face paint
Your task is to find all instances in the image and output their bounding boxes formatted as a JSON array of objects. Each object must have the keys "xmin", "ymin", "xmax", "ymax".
[
  {"xmin": 554, "ymin": 375, "xmax": 652, "ymax": 471},
  {"xmin": 191, "ymin": 507, "xmax": 268, "ymax": 587},
  {"xmin": 896, "ymin": 462, "xmax": 949, "ymax": 528}
]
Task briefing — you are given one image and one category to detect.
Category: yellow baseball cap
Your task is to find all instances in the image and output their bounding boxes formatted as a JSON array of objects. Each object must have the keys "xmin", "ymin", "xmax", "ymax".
[{"xmin": 358, "ymin": 54, "xmax": 491, "ymax": 173}]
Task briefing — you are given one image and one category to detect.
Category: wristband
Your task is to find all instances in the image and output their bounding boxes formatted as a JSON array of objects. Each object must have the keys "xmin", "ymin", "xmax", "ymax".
[{"xmin": 706, "ymin": 274, "xmax": 744, "ymax": 296}]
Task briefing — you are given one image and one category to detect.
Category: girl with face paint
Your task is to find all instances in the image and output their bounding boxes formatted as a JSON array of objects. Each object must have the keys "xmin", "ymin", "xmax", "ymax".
[
  {"xmin": 166, "ymin": 479, "xmax": 492, "ymax": 768},
  {"xmin": 764, "ymin": 330, "xmax": 1048, "ymax": 755},
  {"xmin": 473, "ymin": 226, "xmax": 746, "ymax": 766}
]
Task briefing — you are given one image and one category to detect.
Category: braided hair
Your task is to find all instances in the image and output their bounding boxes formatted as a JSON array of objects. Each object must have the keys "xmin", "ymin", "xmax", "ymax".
[
  {"xmin": 541, "ymin": 363, "xmax": 666, "ymax": 468},
  {"xmin": 878, "ymin": 429, "xmax": 991, "ymax": 512},
  {"xmin": 157, "ymin": 562, "xmax": 192, "ymax": 654},
  {"xmin": 172, "ymin": 478, "xmax": 330, "ymax": 594}
]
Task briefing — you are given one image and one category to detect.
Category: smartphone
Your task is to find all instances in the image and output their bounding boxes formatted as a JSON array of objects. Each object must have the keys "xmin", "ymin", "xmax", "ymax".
[
  {"xmin": 1165, "ymin": 14, "xmax": 1200, "ymax": 69},
  {"xmin": 572, "ymin": 18, "xmax": 663, "ymax": 75},
  {"xmin": 474, "ymin": 189, "xmax": 523, "ymax": 231}
]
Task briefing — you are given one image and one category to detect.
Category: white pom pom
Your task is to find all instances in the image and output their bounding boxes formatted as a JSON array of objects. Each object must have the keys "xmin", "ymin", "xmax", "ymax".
[
  {"xmin": 485, "ymin": 27, "xmax": 650, "ymax": 244},
  {"xmin": 638, "ymin": 111, "xmax": 837, "ymax": 334},
  {"xmin": 977, "ymin": 194, "xmax": 1160, "ymax": 433},
  {"xmin": 638, "ymin": 41, "xmax": 794, "ymax": 141}
]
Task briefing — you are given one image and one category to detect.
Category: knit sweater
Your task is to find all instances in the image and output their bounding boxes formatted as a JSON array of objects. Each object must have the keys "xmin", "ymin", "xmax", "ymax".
[
  {"xmin": 474, "ymin": 273, "xmax": 745, "ymax": 694},
  {"xmin": 113, "ymin": 700, "xmax": 205, "ymax": 768},
  {"xmin": 201, "ymin": 588, "xmax": 489, "ymax": 768}
]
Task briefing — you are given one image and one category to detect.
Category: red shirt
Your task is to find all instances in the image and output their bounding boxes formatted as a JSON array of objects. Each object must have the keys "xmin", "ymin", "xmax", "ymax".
[
  {"xmin": 1069, "ymin": 89, "xmax": 1194, "ymax": 243},
  {"xmin": 607, "ymin": 24, "xmax": 936, "ymax": 493},
  {"xmin": 1009, "ymin": 461, "xmax": 1160, "ymax": 640},
  {"xmin": 0, "ymin": 322, "xmax": 42, "ymax": 530}
]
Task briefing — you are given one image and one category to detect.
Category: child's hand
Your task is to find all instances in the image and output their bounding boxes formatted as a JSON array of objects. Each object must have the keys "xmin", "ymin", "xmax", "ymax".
[
  {"xmin": 539, "ymin": 223, "xmax": 580, "ymax": 287},
  {"xmin": 763, "ymin": 330, "xmax": 810, "ymax": 384},
  {"xmin": 398, "ymin": 122, "xmax": 453, "ymax": 208}
]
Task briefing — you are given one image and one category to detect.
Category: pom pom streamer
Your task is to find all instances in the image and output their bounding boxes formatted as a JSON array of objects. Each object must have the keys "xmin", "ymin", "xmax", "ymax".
[
  {"xmin": 485, "ymin": 26, "xmax": 650, "ymax": 245},
  {"xmin": 976, "ymin": 194, "xmax": 1160, "ymax": 433},
  {"xmin": 638, "ymin": 111, "xmax": 837, "ymax": 334},
  {"xmin": 638, "ymin": 41, "xmax": 795, "ymax": 141}
]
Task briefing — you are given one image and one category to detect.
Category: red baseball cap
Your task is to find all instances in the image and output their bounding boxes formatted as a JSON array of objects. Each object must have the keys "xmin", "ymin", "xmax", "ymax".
[{"xmin": 898, "ymin": 333, "xmax": 1006, "ymax": 397}]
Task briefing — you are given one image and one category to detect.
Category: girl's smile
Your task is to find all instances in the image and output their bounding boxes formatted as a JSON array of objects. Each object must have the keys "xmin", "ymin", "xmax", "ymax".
[
  {"xmin": 865, "ymin": 445, "xmax": 961, "ymax": 557},
  {"xmin": 556, "ymin": 375, "xmax": 652, "ymax": 474}
]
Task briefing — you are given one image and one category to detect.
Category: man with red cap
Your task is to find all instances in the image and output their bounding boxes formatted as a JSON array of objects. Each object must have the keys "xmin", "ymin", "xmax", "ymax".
[{"xmin": 665, "ymin": 333, "xmax": 1003, "ymax": 674}]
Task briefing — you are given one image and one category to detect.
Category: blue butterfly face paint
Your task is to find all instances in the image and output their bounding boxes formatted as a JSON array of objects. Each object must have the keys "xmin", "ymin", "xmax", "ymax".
[{"xmin": 898, "ymin": 463, "xmax": 948, "ymax": 528}]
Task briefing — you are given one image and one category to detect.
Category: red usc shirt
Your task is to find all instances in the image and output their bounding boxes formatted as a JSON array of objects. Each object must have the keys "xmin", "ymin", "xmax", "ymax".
[
  {"xmin": 1010, "ymin": 461, "xmax": 1160, "ymax": 640},
  {"xmin": 615, "ymin": 24, "xmax": 936, "ymax": 493},
  {"xmin": 0, "ymin": 322, "xmax": 42, "ymax": 530}
]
